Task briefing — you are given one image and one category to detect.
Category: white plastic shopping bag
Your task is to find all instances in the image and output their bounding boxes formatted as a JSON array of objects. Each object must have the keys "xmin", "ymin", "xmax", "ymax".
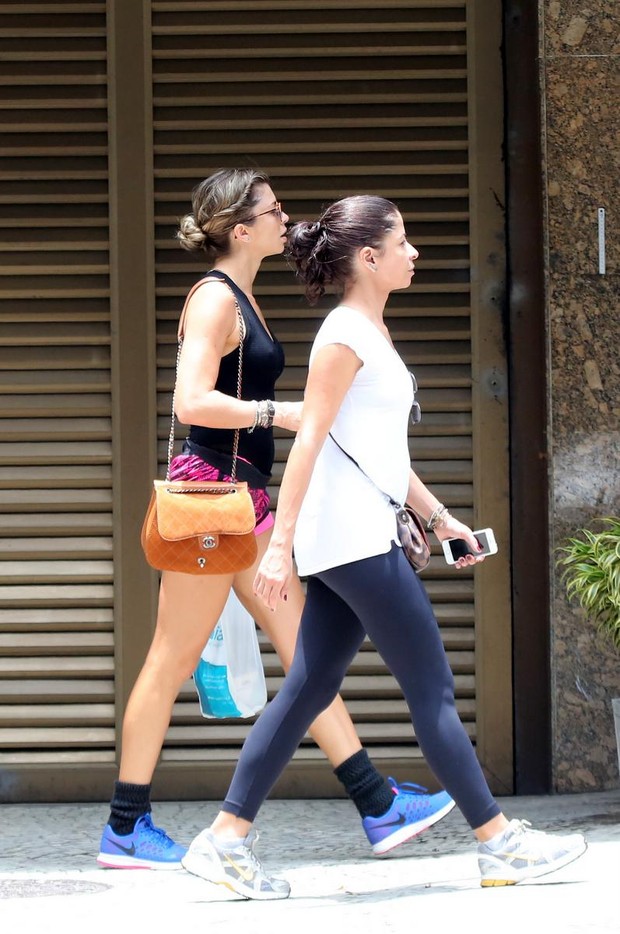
[
  {"xmin": 193, "ymin": 590, "xmax": 267, "ymax": 719},
  {"xmin": 223, "ymin": 591, "xmax": 268, "ymax": 717}
]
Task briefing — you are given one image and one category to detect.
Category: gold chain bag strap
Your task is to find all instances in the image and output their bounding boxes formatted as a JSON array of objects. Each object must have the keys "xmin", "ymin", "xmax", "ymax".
[{"xmin": 141, "ymin": 277, "xmax": 258, "ymax": 575}]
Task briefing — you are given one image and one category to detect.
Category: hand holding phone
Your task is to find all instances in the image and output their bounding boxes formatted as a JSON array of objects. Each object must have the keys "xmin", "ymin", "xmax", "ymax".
[{"xmin": 442, "ymin": 528, "xmax": 498, "ymax": 565}]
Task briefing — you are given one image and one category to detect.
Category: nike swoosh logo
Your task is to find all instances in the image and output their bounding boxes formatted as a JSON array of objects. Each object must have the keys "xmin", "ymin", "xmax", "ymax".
[
  {"xmin": 374, "ymin": 813, "xmax": 407, "ymax": 830},
  {"xmin": 107, "ymin": 838, "xmax": 136, "ymax": 857},
  {"xmin": 224, "ymin": 853, "xmax": 254, "ymax": 882}
]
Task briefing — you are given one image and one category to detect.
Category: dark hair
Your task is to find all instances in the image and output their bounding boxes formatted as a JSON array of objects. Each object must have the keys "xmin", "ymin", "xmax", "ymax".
[
  {"xmin": 177, "ymin": 168, "xmax": 271, "ymax": 258},
  {"xmin": 286, "ymin": 195, "xmax": 400, "ymax": 304}
]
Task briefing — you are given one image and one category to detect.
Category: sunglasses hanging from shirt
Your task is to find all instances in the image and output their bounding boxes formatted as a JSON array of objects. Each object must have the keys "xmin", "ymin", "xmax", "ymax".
[{"xmin": 409, "ymin": 371, "xmax": 421, "ymax": 425}]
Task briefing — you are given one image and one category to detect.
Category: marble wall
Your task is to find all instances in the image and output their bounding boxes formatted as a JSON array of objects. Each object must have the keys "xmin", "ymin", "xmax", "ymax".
[{"xmin": 540, "ymin": 1, "xmax": 620, "ymax": 789}]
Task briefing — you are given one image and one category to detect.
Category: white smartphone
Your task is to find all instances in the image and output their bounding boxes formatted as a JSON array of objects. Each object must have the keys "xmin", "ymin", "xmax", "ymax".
[{"xmin": 442, "ymin": 528, "xmax": 498, "ymax": 564}]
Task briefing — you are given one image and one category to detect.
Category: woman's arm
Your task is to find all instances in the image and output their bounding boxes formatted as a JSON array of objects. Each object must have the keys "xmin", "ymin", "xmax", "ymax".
[
  {"xmin": 406, "ymin": 468, "xmax": 484, "ymax": 568},
  {"xmin": 174, "ymin": 281, "xmax": 301, "ymax": 432},
  {"xmin": 174, "ymin": 282, "xmax": 255, "ymax": 428},
  {"xmin": 253, "ymin": 342, "xmax": 362, "ymax": 609}
]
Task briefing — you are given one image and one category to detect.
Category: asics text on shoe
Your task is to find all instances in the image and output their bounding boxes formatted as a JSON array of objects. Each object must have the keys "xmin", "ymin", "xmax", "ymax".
[
  {"xmin": 182, "ymin": 827, "xmax": 290, "ymax": 900},
  {"xmin": 478, "ymin": 818, "xmax": 587, "ymax": 887}
]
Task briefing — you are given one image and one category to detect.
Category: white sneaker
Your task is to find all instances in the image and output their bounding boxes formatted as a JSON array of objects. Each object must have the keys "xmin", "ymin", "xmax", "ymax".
[
  {"xmin": 478, "ymin": 818, "xmax": 587, "ymax": 887},
  {"xmin": 182, "ymin": 827, "xmax": 290, "ymax": 900}
]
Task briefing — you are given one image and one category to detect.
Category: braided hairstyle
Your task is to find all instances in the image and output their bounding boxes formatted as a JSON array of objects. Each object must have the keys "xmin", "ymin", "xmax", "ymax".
[{"xmin": 177, "ymin": 168, "xmax": 271, "ymax": 259}]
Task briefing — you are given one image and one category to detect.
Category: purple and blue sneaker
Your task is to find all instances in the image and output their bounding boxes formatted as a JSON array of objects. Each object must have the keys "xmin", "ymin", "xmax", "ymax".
[
  {"xmin": 363, "ymin": 778, "xmax": 455, "ymax": 855},
  {"xmin": 97, "ymin": 813, "xmax": 187, "ymax": 870}
]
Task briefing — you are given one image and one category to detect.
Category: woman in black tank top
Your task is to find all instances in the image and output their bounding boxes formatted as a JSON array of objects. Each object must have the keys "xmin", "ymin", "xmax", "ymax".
[
  {"xmin": 186, "ymin": 268, "xmax": 284, "ymax": 479},
  {"xmin": 99, "ymin": 169, "xmax": 428, "ymax": 871}
]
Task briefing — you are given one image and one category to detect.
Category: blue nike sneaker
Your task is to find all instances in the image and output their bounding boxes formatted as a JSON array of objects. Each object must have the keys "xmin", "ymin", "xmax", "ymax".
[
  {"xmin": 363, "ymin": 779, "xmax": 456, "ymax": 855},
  {"xmin": 97, "ymin": 813, "xmax": 187, "ymax": 869}
]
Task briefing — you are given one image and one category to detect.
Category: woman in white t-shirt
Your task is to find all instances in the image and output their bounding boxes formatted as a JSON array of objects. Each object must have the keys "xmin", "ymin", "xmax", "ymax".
[{"xmin": 182, "ymin": 196, "xmax": 586, "ymax": 899}]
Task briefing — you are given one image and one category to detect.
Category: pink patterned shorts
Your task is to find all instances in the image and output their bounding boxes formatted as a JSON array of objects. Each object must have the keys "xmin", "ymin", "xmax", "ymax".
[{"xmin": 168, "ymin": 453, "xmax": 274, "ymax": 536}]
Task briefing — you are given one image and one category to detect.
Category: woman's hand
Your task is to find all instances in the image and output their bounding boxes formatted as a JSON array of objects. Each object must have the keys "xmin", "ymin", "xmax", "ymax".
[
  {"xmin": 273, "ymin": 400, "xmax": 303, "ymax": 433},
  {"xmin": 253, "ymin": 541, "xmax": 294, "ymax": 610},
  {"xmin": 433, "ymin": 515, "xmax": 485, "ymax": 569}
]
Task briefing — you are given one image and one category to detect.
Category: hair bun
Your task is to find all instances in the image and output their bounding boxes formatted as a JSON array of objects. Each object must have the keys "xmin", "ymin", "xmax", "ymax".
[
  {"xmin": 176, "ymin": 213, "xmax": 208, "ymax": 252},
  {"xmin": 286, "ymin": 195, "xmax": 399, "ymax": 305}
]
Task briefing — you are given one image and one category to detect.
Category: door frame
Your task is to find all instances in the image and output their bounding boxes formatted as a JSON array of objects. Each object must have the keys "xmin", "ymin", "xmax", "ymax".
[{"xmin": 503, "ymin": 0, "xmax": 552, "ymax": 793}]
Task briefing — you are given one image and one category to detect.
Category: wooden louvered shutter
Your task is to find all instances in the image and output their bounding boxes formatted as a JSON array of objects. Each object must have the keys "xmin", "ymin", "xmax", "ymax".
[
  {"xmin": 150, "ymin": 0, "xmax": 511, "ymax": 795},
  {"xmin": 0, "ymin": 3, "xmax": 116, "ymax": 782}
]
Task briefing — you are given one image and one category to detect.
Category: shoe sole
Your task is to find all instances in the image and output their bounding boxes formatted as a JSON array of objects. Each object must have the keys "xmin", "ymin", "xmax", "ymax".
[
  {"xmin": 97, "ymin": 854, "xmax": 184, "ymax": 871},
  {"xmin": 480, "ymin": 839, "xmax": 588, "ymax": 887},
  {"xmin": 181, "ymin": 851, "xmax": 290, "ymax": 901},
  {"xmin": 372, "ymin": 797, "xmax": 456, "ymax": 856}
]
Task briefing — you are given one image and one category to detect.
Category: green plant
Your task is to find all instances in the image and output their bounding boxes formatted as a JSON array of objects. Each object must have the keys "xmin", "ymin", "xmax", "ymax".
[{"xmin": 557, "ymin": 517, "xmax": 620, "ymax": 651}]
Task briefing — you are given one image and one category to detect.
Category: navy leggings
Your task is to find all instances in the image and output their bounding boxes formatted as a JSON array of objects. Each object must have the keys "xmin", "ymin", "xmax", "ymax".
[{"xmin": 222, "ymin": 544, "xmax": 500, "ymax": 830}]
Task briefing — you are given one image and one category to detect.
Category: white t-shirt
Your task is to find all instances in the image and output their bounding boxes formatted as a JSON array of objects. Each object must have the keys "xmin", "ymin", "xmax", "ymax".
[{"xmin": 293, "ymin": 305, "xmax": 414, "ymax": 576}]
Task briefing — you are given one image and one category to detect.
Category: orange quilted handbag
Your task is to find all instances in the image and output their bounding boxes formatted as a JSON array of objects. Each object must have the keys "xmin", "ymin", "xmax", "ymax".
[
  {"xmin": 141, "ymin": 480, "xmax": 257, "ymax": 575},
  {"xmin": 141, "ymin": 277, "xmax": 258, "ymax": 575}
]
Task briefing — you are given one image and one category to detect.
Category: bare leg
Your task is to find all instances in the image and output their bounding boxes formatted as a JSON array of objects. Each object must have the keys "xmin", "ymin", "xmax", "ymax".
[
  {"xmin": 118, "ymin": 569, "xmax": 233, "ymax": 783},
  {"xmin": 475, "ymin": 814, "xmax": 509, "ymax": 842}
]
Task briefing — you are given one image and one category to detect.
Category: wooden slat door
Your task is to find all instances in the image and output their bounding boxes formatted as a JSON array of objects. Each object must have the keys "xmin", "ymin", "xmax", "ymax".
[
  {"xmin": 0, "ymin": 1, "xmax": 116, "ymax": 782},
  {"xmin": 0, "ymin": 0, "xmax": 511, "ymax": 800},
  {"xmin": 150, "ymin": 0, "xmax": 511, "ymax": 794}
]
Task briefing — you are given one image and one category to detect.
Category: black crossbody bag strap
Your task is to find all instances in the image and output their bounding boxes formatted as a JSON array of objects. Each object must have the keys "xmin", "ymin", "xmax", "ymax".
[{"xmin": 328, "ymin": 432, "xmax": 399, "ymax": 508}]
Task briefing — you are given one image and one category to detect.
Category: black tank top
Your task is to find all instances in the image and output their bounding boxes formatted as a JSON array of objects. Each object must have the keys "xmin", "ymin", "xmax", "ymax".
[{"xmin": 188, "ymin": 270, "xmax": 285, "ymax": 477}]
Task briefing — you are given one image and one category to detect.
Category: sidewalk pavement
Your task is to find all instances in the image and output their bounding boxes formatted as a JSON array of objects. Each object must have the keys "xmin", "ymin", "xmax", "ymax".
[{"xmin": 1, "ymin": 789, "xmax": 619, "ymax": 934}]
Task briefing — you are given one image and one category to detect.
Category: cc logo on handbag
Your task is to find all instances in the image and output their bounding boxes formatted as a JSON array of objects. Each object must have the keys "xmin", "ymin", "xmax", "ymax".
[{"xmin": 201, "ymin": 536, "xmax": 217, "ymax": 549}]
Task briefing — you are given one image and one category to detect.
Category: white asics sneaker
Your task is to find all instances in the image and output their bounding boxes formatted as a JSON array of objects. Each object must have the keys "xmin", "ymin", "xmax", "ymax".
[
  {"xmin": 182, "ymin": 827, "xmax": 290, "ymax": 900},
  {"xmin": 478, "ymin": 818, "xmax": 587, "ymax": 887}
]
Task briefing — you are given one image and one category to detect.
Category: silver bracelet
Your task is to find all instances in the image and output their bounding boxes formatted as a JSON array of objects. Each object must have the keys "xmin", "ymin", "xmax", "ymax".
[
  {"xmin": 248, "ymin": 400, "xmax": 275, "ymax": 433},
  {"xmin": 427, "ymin": 503, "xmax": 450, "ymax": 532},
  {"xmin": 264, "ymin": 400, "xmax": 275, "ymax": 429},
  {"xmin": 247, "ymin": 401, "xmax": 260, "ymax": 434}
]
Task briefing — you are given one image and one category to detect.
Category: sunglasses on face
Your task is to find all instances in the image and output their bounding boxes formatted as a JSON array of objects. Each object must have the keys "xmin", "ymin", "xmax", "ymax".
[{"xmin": 247, "ymin": 202, "xmax": 284, "ymax": 222}]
